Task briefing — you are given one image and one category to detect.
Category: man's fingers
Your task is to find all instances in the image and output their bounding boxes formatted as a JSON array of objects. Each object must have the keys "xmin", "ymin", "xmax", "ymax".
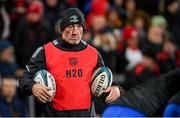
[
  {"xmin": 44, "ymin": 85, "xmax": 51, "ymax": 91},
  {"xmin": 105, "ymin": 86, "xmax": 121, "ymax": 103},
  {"xmin": 37, "ymin": 96, "xmax": 46, "ymax": 103},
  {"xmin": 40, "ymin": 94, "xmax": 49, "ymax": 102},
  {"xmin": 105, "ymin": 93, "xmax": 116, "ymax": 103},
  {"xmin": 41, "ymin": 90, "xmax": 51, "ymax": 99},
  {"xmin": 43, "ymin": 88, "xmax": 52, "ymax": 98},
  {"xmin": 106, "ymin": 97, "xmax": 115, "ymax": 104},
  {"xmin": 32, "ymin": 84, "xmax": 52, "ymax": 102},
  {"xmin": 105, "ymin": 89, "xmax": 114, "ymax": 102}
]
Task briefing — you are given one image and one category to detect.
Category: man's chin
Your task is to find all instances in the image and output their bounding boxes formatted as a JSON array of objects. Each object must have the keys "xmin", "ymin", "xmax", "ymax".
[{"xmin": 68, "ymin": 40, "xmax": 81, "ymax": 45}]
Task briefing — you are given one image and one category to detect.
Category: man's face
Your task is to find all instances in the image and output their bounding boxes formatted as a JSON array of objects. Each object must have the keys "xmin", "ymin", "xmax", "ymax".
[
  {"xmin": 61, "ymin": 24, "xmax": 83, "ymax": 45},
  {"xmin": 0, "ymin": 46, "xmax": 15, "ymax": 64},
  {"xmin": 27, "ymin": 13, "xmax": 41, "ymax": 23},
  {"xmin": 1, "ymin": 79, "xmax": 16, "ymax": 99}
]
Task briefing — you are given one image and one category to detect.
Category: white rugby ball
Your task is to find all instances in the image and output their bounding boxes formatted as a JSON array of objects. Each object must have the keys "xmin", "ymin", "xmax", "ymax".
[
  {"xmin": 33, "ymin": 70, "xmax": 56, "ymax": 100},
  {"xmin": 90, "ymin": 67, "xmax": 113, "ymax": 97}
]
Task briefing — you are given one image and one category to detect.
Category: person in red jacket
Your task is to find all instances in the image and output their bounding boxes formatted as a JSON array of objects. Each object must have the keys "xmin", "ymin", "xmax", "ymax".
[{"xmin": 19, "ymin": 8, "xmax": 122, "ymax": 117}]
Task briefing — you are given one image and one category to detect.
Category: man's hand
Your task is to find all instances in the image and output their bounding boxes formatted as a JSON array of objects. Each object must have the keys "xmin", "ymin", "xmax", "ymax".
[
  {"xmin": 32, "ymin": 84, "xmax": 52, "ymax": 103},
  {"xmin": 104, "ymin": 86, "xmax": 121, "ymax": 103}
]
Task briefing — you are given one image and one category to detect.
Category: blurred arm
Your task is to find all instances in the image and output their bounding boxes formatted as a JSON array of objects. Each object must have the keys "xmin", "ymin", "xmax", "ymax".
[{"xmin": 19, "ymin": 47, "xmax": 47, "ymax": 95}]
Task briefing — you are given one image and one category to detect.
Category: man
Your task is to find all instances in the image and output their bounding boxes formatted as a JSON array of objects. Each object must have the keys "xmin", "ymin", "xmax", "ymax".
[
  {"xmin": 0, "ymin": 40, "xmax": 24, "ymax": 78},
  {"xmin": 19, "ymin": 8, "xmax": 122, "ymax": 117},
  {"xmin": 13, "ymin": 1, "xmax": 52, "ymax": 67},
  {"xmin": 0, "ymin": 77, "xmax": 28, "ymax": 117}
]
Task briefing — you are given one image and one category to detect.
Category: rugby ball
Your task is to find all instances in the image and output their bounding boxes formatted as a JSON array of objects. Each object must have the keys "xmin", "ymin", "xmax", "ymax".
[
  {"xmin": 33, "ymin": 70, "xmax": 56, "ymax": 100},
  {"xmin": 90, "ymin": 67, "xmax": 113, "ymax": 97}
]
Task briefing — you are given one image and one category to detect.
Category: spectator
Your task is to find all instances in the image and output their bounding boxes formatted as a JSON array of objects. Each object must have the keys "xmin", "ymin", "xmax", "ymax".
[
  {"xmin": 0, "ymin": 40, "xmax": 24, "ymax": 78},
  {"xmin": 132, "ymin": 10, "xmax": 150, "ymax": 40},
  {"xmin": 113, "ymin": 29, "xmax": 128, "ymax": 73},
  {"xmin": 106, "ymin": 8, "xmax": 122, "ymax": 30},
  {"xmin": 136, "ymin": 0, "xmax": 160, "ymax": 16},
  {"xmin": 139, "ymin": 26, "xmax": 164, "ymax": 62},
  {"xmin": 44, "ymin": 0, "xmax": 66, "ymax": 34},
  {"xmin": 123, "ymin": 25, "xmax": 143, "ymax": 70},
  {"xmin": 164, "ymin": 0, "xmax": 179, "ymax": 29},
  {"xmin": 7, "ymin": 0, "xmax": 27, "ymax": 40},
  {"xmin": 111, "ymin": 0, "xmax": 126, "ymax": 23},
  {"xmin": 13, "ymin": 1, "xmax": 52, "ymax": 67},
  {"xmin": 85, "ymin": 15, "xmax": 107, "ymax": 43},
  {"xmin": 124, "ymin": 0, "xmax": 137, "ymax": 24},
  {"xmin": 157, "ymin": 35, "xmax": 178, "ymax": 73},
  {"xmin": 125, "ymin": 50, "xmax": 159, "ymax": 90},
  {"xmin": 86, "ymin": 0, "xmax": 109, "ymax": 30},
  {"xmin": 93, "ymin": 28, "xmax": 117, "ymax": 71},
  {"xmin": 171, "ymin": 8, "xmax": 180, "ymax": 47},
  {"xmin": 91, "ymin": 15, "xmax": 107, "ymax": 34},
  {"xmin": 0, "ymin": 77, "xmax": 28, "ymax": 117},
  {"xmin": 151, "ymin": 15, "xmax": 168, "ymax": 34}
]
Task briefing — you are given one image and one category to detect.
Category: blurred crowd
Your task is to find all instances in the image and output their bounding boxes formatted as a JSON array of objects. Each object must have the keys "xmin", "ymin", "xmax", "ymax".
[{"xmin": 0, "ymin": 0, "xmax": 180, "ymax": 117}]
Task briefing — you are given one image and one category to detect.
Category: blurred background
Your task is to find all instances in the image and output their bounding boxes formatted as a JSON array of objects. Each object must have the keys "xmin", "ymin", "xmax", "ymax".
[{"xmin": 0, "ymin": 0, "xmax": 180, "ymax": 117}]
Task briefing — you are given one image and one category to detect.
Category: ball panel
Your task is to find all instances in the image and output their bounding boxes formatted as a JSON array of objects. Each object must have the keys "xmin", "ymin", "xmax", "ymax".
[
  {"xmin": 104, "ymin": 67, "xmax": 113, "ymax": 87},
  {"xmin": 90, "ymin": 67, "xmax": 113, "ymax": 97},
  {"xmin": 34, "ymin": 73, "xmax": 45, "ymax": 85},
  {"xmin": 42, "ymin": 70, "xmax": 48, "ymax": 86}
]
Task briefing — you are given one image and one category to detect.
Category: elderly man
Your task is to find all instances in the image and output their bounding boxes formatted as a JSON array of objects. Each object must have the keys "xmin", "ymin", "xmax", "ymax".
[{"xmin": 19, "ymin": 8, "xmax": 123, "ymax": 117}]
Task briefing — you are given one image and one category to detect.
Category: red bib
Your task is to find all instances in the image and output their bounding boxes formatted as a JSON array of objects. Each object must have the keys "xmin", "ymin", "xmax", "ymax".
[{"xmin": 44, "ymin": 42, "xmax": 98, "ymax": 110}]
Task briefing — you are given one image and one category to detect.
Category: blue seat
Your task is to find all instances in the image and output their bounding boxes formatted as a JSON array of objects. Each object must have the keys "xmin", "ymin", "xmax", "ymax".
[{"xmin": 102, "ymin": 105, "xmax": 146, "ymax": 117}]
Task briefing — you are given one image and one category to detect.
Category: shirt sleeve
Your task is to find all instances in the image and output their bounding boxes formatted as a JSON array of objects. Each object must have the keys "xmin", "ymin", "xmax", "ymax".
[
  {"xmin": 95, "ymin": 52, "xmax": 105, "ymax": 69},
  {"xmin": 19, "ymin": 46, "xmax": 47, "ymax": 95}
]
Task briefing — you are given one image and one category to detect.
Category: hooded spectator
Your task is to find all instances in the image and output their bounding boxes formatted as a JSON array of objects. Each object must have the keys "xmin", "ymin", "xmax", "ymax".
[
  {"xmin": 13, "ymin": 1, "xmax": 53, "ymax": 67},
  {"xmin": 0, "ymin": 40, "xmax": 24, "ymax": 78}
]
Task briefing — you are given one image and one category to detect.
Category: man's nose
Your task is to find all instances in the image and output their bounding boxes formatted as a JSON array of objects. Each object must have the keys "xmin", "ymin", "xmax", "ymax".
[{"xmin": 72, "ymin": 26, "xmax": 79, "ymax": 34}]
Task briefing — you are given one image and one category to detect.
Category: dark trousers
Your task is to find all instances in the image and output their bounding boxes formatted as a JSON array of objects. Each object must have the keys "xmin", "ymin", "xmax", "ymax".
[{"xmin": 43, "ymin": 103, "xmax": 95, "ymax": 117}]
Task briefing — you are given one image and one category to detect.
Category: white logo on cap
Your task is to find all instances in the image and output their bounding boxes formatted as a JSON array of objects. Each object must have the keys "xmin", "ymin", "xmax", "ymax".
[{"xmin": 70, "ymin": 15, "xmax": 79, "ymax": 23}]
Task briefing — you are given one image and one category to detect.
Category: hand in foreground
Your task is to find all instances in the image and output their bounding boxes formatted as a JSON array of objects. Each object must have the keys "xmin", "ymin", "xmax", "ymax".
[
  {"xmin": 32, "ymin": 84, "xmax": 52, "ymax": 103},
  {"xmin": 104, "ymin": 86, "xmax": 121, "ymax": 104}
]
